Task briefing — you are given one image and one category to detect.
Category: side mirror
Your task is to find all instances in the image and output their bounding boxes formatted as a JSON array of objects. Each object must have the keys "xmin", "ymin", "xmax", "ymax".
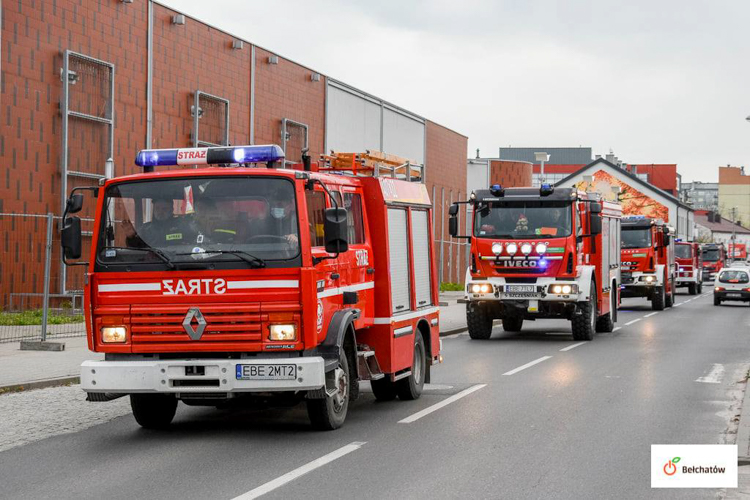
[
  {"xmin": 448, "ymin": 203, "xmax": 459, "ymax": 217},
  {"xmin": 664, "ymin": 234, "xmax": 671, "ymax": 246},
  {"xmin": 449, "ymin": 216, "xmax": 458, "ymax": 237},
  {"xmin": 323, "ymin": 207, "xmax": 349, "ymax": 254},
  {"xmin": 66, "ymin": 193, "xmax": 84, "ymax": 214},
  {"xmin": 61, "ymin": 216, "xmax": 82, "ymax": 260},
  {"xmin": 590, "ymin": 214, "xmax": 602, "ymax": 235}
]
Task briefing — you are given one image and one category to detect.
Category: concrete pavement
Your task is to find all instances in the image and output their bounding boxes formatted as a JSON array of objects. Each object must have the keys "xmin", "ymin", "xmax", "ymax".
[{"xmin": 1, "ymin": 291, "xmax": 749, "ymax": 499}]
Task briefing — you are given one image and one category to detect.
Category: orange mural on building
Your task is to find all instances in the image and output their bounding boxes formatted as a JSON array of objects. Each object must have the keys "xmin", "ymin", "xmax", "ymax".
[{"xmin": 575, "ymin": 170, "xmax": 669, "ymax": 222}]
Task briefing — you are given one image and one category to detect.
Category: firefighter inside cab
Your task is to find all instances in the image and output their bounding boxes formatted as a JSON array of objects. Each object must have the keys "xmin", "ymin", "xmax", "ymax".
[
  {"xmin": 60, "ymin": 144, "xmax": 440, "ymax": 431},
  {"xmin": 450, "ymin": 184, "xmax": 622, "ymax": 342}
]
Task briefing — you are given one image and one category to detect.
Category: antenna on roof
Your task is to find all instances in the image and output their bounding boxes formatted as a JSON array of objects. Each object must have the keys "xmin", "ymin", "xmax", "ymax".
[{"xmin": 476, "ymin": 148, "xmax": 480, "ymax": 159}]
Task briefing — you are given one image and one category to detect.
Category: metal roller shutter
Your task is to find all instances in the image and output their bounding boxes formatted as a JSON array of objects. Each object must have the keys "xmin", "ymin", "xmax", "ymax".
[
  {"xmin": 388, "ymin": 208, "xmax": 412, "ymax": 314},
  {"xmin": 411, "ymin": 210, "xmax": 432, "ymax": 308}
]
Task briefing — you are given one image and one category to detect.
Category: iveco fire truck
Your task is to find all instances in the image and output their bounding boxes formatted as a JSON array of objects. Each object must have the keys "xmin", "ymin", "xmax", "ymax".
[
  {"xmin": 60, "ymin": 145, "xmax": 441, "ymax": 430},
  {"xmin": 675, "ymin": 241, "xmax": 703, "ymax": 295},
  {"xmin": 449, "ymin": 184, "xmax": 622, "ymax": 341},
  {"xmin": 701, "ymin": 243, "xmax": 726, "ymax": 281},
  {"xmin": 620, "ymin": 216, "xmax": 676, "ymax": 310}
]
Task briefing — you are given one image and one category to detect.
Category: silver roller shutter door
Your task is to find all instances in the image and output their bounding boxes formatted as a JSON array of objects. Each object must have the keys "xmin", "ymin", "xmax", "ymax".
[
  {"xmin": 388, "ymin": 208, "xmax": 412, "ymax": 314},
  {"xmin": 411, "ymin": 210, "xmax": 432, "ymax": 307}
]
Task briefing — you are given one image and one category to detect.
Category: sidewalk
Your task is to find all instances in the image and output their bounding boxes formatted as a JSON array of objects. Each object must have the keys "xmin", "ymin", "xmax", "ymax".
[{"xmin": 0, "ymin": 295, "xmax": 468, "ymax": 391}]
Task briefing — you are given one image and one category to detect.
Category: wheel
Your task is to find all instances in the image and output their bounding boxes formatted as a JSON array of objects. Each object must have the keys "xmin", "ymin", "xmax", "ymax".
[
  {"xmin": 370, "ymin": 377, "xmax": 398, "ymax": 401},
  {"xmin": 396, "ymin": 333, "xmax": 426, "ymax": 400},
  {"xmin": 595, "ymin": 290, "xmax": 615, "ymax": 333},
  {"xmin": 130, "ymin": 394, "xmax": 178, "ymax": 429},
  {"xmin": 502, "ymin": 317, "xmax": 523, "ymax": 332},
  {"xmin": 572, "ymin": 282, "xmax": 597, "ymax": 341},
  {"xmin": 467, "ymin": 303, "xmax": 493, "ymax": 340},
  {"xmin": 665, "ymin": 277, "xmax": 675, "ymax": 307},
  {"xmin": 714, "ymin": 296, "xmax": 721, "ymax": 306},
  {"xmin": 306, "ymin": 350, "xmax": 350, "ymax": 430},
  {"xmin": 688, "ymin": 283, "xmax": 697, "ymax": 295},
  {"xmin": 652, "ymin": 285, "xmax": 666, "ymax": 311}
]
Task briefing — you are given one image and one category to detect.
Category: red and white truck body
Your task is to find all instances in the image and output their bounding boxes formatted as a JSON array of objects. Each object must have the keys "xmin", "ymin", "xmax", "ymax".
[
  {"xmin": 701, "ymin": 243, "xmax": 727, "ymax": 282},
  {"xmin": 675, "ymin": 241, "xmax": 703, "ymax": 295},
  {"xmin": 60, "ymin": 145, "xmax": 440, "ymax": 430},
  {"xmin": 449, "ymin": 185, "xmax": 622, "ymax": 341}
]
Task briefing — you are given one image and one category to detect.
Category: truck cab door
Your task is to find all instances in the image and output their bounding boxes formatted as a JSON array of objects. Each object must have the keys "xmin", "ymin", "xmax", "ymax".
[{"xmin": 336, "ymin": 188, "xmax": 373, "ymax": 323}]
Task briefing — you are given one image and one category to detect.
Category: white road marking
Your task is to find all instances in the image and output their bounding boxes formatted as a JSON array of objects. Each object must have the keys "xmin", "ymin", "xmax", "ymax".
[
  {"xmin": 503, "ymin": 356, "xmax": 553, "ymax": 376},
  {"xmin": 624, "ymin": 318, "xmax": 642, "ymax": 326},
  {"xmin": 696, "ymin": 364, "xmax": 725, "ymax": 384},
  {"xmin": 613, "ymin": 326, "xmax": 622, "ymax": 332},
  {"xmin": 644, "ymin": 312, "xmax": 659, "ymax": 318},
  {"xmin": 398, "ymin": 384, "xmax": 486, "ymax": 424},
  {"xmin": 232, "ymin": 442, "xmax": 366, "ymax": 499},
  {"xmin": 674, "ymin": 302, "xmax": 683, "ymax": 307},
  {"xmin": 560, "ymin": 342, "xmax": 587, "ymax": 352},
  {"xmin": 442, "ymin": 333, "xmax": 461, "ymax": 339},
  {"xmin": 423, "ymin": 384, "xmax": 454, "ymax": 391}
]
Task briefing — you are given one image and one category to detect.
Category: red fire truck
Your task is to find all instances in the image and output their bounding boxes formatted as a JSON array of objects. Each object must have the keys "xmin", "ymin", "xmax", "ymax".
[
  {"xmin": 729, "ymin": 243, "xmax": 748, "ymax": 263},
  {"xmin": 449, "ymin": 184, "xmax": 622, "ymax": 341},
  {"xmin": 620, "ymin": 216, "xmax": 676, "ymax": 310},
  {"xmin": 701, "ymin": 243, "xmax": 726, "ymax": 281},
  {"xmin": 675, "ymin": 241, "xmax": 703, "ymax": 295},
  {"xmin": 60, "ymin": 145, "xmax": 441, "ymax": 430}
]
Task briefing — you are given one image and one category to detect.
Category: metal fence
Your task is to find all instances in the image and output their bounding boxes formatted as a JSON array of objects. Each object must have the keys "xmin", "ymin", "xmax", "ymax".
[{"xmin": 0, "ymin": 213, "xmax": 87, "ymax": 343}]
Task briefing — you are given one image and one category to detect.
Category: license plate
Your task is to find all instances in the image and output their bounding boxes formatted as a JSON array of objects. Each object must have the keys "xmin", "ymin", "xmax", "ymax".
[
  {"xmin": 236, "ymin": 364, "xmax": 297, "ymax": 380},
  {"xmin": 504, "ymin": 292, "xmax": 543, "ymax": 299},
  {"xmin": 727, "ymin": 293, "xmax": 742, "ymax": 298},
  {"xmin": 506, "ymin": 285, "xmax": 536, "ymax": 293}
]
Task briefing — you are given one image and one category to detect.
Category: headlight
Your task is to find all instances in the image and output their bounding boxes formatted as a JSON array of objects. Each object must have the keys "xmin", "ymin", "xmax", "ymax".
[
  {"xmin": 521, "ymin": 243, "xmax": 532, "ymax": 255},
  {"xmin": 471, "ymin": 283, "xmax": 491, "ymax": 293},
  {"xmin": 492, "ymin": 243, "xmax": 503, "ymax": 255},
  {"xmin": 480, "ymin": 284, "xmax": 491, "ymax": 293},
  {"xmin": 101, "ymin": 326, "xmax": 127, "ymax": 343},
  {"xmin": 551, "ymin": 285, "xmax": 563, "ymax": 294},
  {"xmin": 506, "ymin": 243, "xmax": 518, "ymax": 255},
  {"xmin": 561, "ymin": 285, "xmax": 572, "ymax": 294},
  {"xmin": 535, "ymin": 243, "xmax": 547, "ymax": 255},
  {"xmin": 550, "ymin": 284, "xmax": 577, "ymax": 294},
  {"xmin": 269, "ymin": 324, "xmax": 297, "ymax": 341},
  {"xmin": 644, "ymin": 275, "xmax": 656, "ymax": 283}
]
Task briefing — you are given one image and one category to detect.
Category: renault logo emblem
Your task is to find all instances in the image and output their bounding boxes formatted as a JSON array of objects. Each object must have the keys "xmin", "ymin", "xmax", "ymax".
[{"xmin": 182, "ymin": 307, "xmax": 207, "ymax": 340}]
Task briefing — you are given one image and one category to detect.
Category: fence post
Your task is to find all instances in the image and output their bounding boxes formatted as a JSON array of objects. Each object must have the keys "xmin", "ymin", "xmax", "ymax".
[
  {"xmin": 439, "ymin": 187, "xmax": 445, "ymax": 284},
  {"xmin": 40, "ymin": 213, "xmax": 54, "ymax": 342}
]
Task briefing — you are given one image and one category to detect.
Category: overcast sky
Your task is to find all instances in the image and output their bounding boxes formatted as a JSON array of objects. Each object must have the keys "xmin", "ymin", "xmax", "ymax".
[{"xmin": 161, "ymin": 0, "xmax": 750, "ymax": 182}]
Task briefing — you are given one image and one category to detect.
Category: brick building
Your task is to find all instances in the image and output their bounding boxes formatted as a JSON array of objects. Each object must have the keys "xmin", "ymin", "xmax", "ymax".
[{"xmin": 0, "ymin": 0, "xmax": 468, "ymax": 307}]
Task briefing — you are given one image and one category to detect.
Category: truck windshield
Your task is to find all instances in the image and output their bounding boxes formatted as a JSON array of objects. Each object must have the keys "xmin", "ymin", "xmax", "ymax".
[
  {"xmin": 702, "ymin": 249, "xmax": 720, "ymax": 262},
  {"xmin": 675, "ymin": 245, "xmax": 692, "ymax": 259},
  {"xmin": 474, "ymin": 200, "xmax": 572, "ymax": 238},
  {"xmin": 96, "ymin": 177, "xmax": 300, "ymax": 270},
  {"xmin": 621, "ymin": 228, "xmax": 651, "ymax": 249}
]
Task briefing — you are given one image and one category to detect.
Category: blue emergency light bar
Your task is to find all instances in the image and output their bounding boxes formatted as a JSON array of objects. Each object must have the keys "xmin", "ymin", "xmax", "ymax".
[
  {"xmin": 134, "ymin": 144, "xmax": 285, "ymax": 168},
  {"xmin": 540, "ymin": 183, "xmax": 554, "ymax": 196}
]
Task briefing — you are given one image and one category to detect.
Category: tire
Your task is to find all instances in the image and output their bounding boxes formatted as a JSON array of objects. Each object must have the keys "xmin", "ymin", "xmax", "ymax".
[
  {"xmin": 467, "ymin": 303, "xmax": 493, "ymax": 340},
  {"xmin": 306, "ymin": 350, "xmax": 350, "ymax": 431},
  {"xmin": 370, "ymin": 377, "xmax": 398, "ymax": 401},
  {"xmin": 652, "ymin": 285, "xmax": 666, "ymax": 311},
  {"xmin": 130, "ymin": 394, "xmax": 178, "ymax": 429},
  {"xmin": 396, "ymin": 333, "xmax": 426, "ymax": 401},
  {"xmin": 665, "ymin": 277, "xmax": 675, "ymax": 307},
  {"xmin": 572, "ymin": 282, "xmax": 597, "ymax": 341},
  {"xmin": 688, "ymin": 283, "xmax": 697, "ymax": 295},
  {"xmin": 502, "ymin": 317, "xmax": 523, "ymax": 332},
  {"xmin": 595, "ymin": 290, "xmax": 615, "ymax": 333},
  {"xmin": 714, "ymin": 296, "xmax": 721, "ymax": 306}
]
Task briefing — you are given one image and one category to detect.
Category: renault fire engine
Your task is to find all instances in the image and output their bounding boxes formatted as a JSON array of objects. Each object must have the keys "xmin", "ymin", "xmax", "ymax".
[
  {"xmin": 675, "ymin": 240, "xmax": 703, "ymax": 295},
  {"xmin": 701, "ymin": 243, "xmax": 726, "ymax": 281},
  {"xmin": 60, "ymin": 145, "xmax": 441, "ymax": 430},
  {"xmin": 620, "ymin": 216, "xmax": 676, "ymax": 310},
  {"xmin": 449, "ymin": 184, "xmax": 622, "ymax": 341}
]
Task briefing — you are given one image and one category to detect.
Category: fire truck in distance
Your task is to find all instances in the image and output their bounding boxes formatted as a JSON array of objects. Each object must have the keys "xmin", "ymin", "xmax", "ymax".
[
  {"xmin": 674, "ymin": 241, "xmax": 703, "ymax": 295},
  {"xmin": 701, "ymin": 243, "xmax": 726, "ymax": 281},
  {"xmin": 60, "ymin": 145, "xmax": 441, "ymax": 430},
  {"xmin": 620, "ymin": 216, "xmax": 676, "ymax": 310},
  {"xmin": 449, "ymin": 184, "xmax": 622, "ymax": 341},
  {"xmin": 729, "ymin": 243, "xmax": 748, "ymax": 263}
]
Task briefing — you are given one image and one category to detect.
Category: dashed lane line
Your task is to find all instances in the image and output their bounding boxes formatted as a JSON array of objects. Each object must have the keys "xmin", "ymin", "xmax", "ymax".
[
  {"xmin": 398, "ymin": 384, "xmax": 487, "ymax": 424},
  {"xmin": 560, "ymin": 342, "xmax": 587, "ymax": 352},
  {"xmin": 232, "ymin": 442, "xmax": 366, "ymax": 499},
  {"xmin": 502, "ymin": 356, "xmax": 553, "ymax": 376},
  {"xmin": 624, "ymin": 318, "xmax": 642, "ymax": 326},
  {"xmin": 644, "ymin": 312, "xmax": 659, "ymax": 318},
  {"xmin": 613, "ymin": 326, "xmax": 622, "ymax": 332}
]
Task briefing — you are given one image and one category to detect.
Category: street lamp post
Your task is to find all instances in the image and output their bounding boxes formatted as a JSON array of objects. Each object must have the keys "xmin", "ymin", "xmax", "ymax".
[{"xmin": 534, "ymin": 152, "xmax": 550, "ymax": 184}]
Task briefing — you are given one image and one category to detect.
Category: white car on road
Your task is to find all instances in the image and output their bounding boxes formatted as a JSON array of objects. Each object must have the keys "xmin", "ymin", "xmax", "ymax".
[{"xmin": 713, "ymin": 266, "xmax": 750, "ymax": 306}]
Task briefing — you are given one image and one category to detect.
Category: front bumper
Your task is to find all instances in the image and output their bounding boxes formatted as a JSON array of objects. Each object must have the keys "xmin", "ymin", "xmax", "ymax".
[
  {"xmin": 465, "ymin": 277, "xmax": 581, "ymax": 303},
  {"xmin": 80, "ymin": 357, "xmax": 326, "ymax": 394},
  {"xmin": 620, "ymin": 272, "xmax": 661, "ymax": 298}
]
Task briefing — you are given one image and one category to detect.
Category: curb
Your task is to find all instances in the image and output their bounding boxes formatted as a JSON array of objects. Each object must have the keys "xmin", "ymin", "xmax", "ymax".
[
  {"xmin": 737, "ymin": 374, "xmax": 750, "ymax": 464},
  {"xmin": 0, "ymin": 376, "xmax": 80, "ymax": 395}
]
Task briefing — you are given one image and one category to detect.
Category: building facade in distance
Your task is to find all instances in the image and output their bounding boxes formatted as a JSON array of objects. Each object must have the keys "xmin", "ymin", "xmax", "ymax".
[{"xmin": 718, "ymin": 166, "xmax": 750, "ymax": 228}]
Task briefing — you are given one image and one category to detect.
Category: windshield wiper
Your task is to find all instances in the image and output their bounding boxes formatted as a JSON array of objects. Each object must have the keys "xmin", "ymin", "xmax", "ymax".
[
  {"xmin": 177, "ymin": 249, "xmax": 266, "ymax": 268},
  {"xmin": 102, "ymin": 246, "xmax": 176, "ymax": 269}
]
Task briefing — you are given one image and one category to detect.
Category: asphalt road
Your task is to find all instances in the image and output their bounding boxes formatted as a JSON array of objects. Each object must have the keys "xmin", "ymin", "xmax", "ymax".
[{"xmin": 1, "ymin": 291, "xmax": 749, "ymax": 500}]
